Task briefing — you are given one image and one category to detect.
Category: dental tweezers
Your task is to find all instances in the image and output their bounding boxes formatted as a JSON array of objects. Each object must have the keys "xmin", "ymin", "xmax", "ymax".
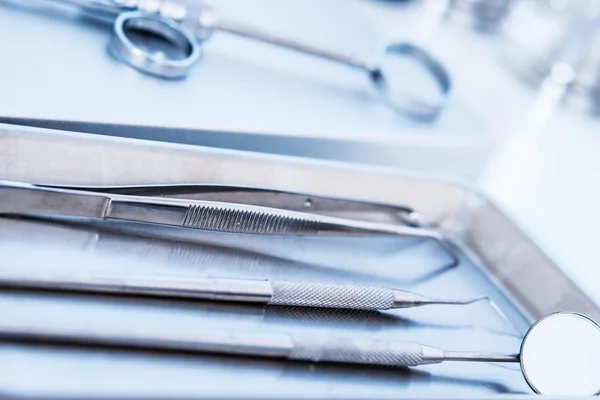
[
  {"xmin": 0, "ymin": 180, "xmax": 459, "ymax": 265},
  {"xmin": 42, "ymin": 182, "xmax": 430, "ymax": 227},
  {"xmin": 0, "ymin": 273, "xmax": 484, "ymax": 311}
]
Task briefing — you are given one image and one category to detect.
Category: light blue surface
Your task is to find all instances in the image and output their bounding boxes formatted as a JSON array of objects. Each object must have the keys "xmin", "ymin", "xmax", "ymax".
[
  {"xmin": 0, "ymin": 2, "xmax": 538, "ymax": 397},
  {"xmin": 0, "ymin": 217, "xmax": 529, "ymax": 397},
  {"xmin": 0, "ymin": 0, "xmax": 488, "ymax": 178}
]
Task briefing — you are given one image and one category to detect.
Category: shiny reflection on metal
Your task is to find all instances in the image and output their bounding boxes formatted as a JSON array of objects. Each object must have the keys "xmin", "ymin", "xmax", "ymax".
[
  {"xmin": 373, "ymin": 43, "xmax": 451, "ymax": 122},
  {"xmin": 0, "ymin": 214, "xmax": 520, "ymax": 337},
  {"xmin": 13, "ymin": 0, "xmax": 451, "ymax": 120},
  {"xmin": 262, "ymin": 305, "xmax": 520, "ymax": 338},
  {"xmin": 520, "ymin": 312, "xmax": 600, "ymax": 396},
  {"xmin": 0, "ymin": 321, "xmax": 517, "ymax": 367},
  {"xmin": 0, "ymin": 271, "xmax": 485, "ymax": 311},
  {"xmin": 0, "ymin": 274, "xmax": 276, "ymax": 303},
  {"xmin": 42, "ymin": 183, "xmax": 430, "ymax": 227},
  {"xmin": 2, "ymin": 122, "xmax": 600, "ymax": 396},
  {"xmin": 109, "ymin": 11, "xmax": 200, "ymax": 79},
  {"xmin": 0, "ymin": 180, "xmax": 459, "ymax": 267},
  {"xmin": 189, "ymin": 4, "xmax": 452, "ymax": 121},
  {"xmin": 6, "ymin": 311, "xmax": 597, "ymax": 391},
  {"xmin": 400, "ymin": 292, "xmax": 486, "ymax": 308},
  {"xmin": 0, "ymin": 278, "xmax": 517, "ymax": 338},
  {"xmin": 4, "ymin": 121, "xmax": 600, "ymax": 325},
  {"xmin": 0, "ymin": 215, "xmax": 457, "ymax": 288},
  {"xmin": 0, "ymin": 324, "xmax": 294, "ymax": 358}
]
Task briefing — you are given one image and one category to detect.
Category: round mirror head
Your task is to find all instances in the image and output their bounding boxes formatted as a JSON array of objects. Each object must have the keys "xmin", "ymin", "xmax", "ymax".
[
  {"xmin": 371, "ymin": 42, "xmax": 451, "ymax": 122},
  {"xmin": 520, "ymin": 312, "xmax": 600, "ymax": 395}
]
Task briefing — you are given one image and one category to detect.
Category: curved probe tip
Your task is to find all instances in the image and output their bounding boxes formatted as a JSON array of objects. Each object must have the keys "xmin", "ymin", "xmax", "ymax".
[{"xmin": 414, "ymin": 294, "xmax": 489, "ymax": 306}]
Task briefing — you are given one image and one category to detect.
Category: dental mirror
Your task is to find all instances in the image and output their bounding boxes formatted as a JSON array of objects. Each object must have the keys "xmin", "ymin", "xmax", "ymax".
[
  {"xmin": 372, "ymin": 43, "xmax": 451, "ymax": 122},
  {"xmin": 0, "ymin": 310, "xmax": 598, "ymax": 396},
  {"xmin": 520, "ymin": 312, "xmax": 600, "ymax": 395}
]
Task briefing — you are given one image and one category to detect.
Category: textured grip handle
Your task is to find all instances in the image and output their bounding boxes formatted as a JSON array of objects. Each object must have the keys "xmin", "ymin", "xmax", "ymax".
[
  {"xmin": 182, "ymin": 205, "xmax": 319, "ymax": 234},
  {"xmin": 289, "ymin": 336, "xmax": 424, "ymax": 367},
  {"xmin": 268, "ymin": 281, "xmax": 395, "ymax": 310}
]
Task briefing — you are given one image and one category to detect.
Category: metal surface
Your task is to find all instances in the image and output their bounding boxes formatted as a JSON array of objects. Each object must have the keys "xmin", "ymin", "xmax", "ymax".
[
  {"xmin": 0, "ymin": 123, "xmax": 599, "ymax": 397},
  {"xmin": 0, "ymin": 117, "xmax": 491, "ymax": 182},
  {"xmin": 0, "ymin": 322, "xmax": 516, "ymax": 367},
  {"xmin": 0, "ymin": 324, "xmax": 295, "ymax": 358},
  {"xmin": 0, "ymin": 274, "xmax": 273, "ymax": 304},
  {"xmin": 0, "ymin": 217, "xmax": 530, "ymax": 397},
  {"xmin": 37, "ymin": 0, "xmax": 203, "ymax": 78},
  {"xmin": 519, "ymin": 312, "xmax": 600, "ymax": 396},
  {"xmin": 0, "ymin": 272, "xmax": 486, "ymax": 311},
  {"xmin": 109, "ymin": 11, "xmax": 201, "ymax": 78},
  {"xmin": 1, "ymin": 123, "xmax": 598, "ymax": 322},
  {"xmin": 4, "ymin": 311, "xmax": 600, "ymax": 394},
  {"xmin": 0, "ymin": 180, "xmax": 460, "ymax": 265},
  {"xmin": 42, "ymin": 182, "xmax": 427, "ymax": 226},
  {"xmin": 11, "ymin": 0, "xmax": 451, "ymax": 120},
  {"xmin": 211, "ymin": 9, "xmax": 376, "ymax": 73}
]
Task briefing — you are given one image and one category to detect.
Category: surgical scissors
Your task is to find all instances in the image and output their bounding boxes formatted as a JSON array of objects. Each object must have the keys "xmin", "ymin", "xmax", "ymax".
[
  {"xmin": 0, "ymin": 180, "xmax": 460, "ymax": 266},
  {"xmin": 9, "ymin": 0, "xmax": 451, "ymax": 121}
]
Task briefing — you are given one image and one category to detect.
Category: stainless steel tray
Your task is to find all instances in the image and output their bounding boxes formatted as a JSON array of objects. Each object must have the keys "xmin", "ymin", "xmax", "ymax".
[{"xmin": 0, "ymin": 123, "xmax": 597, "ymax": 398}]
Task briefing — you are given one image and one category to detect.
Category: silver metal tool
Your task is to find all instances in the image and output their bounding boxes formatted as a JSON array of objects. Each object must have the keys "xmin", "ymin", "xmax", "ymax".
[
  {"xmin": 42, "ymin": 182, "xmax": 431, "ymax": 227},
  {"xmin": 0, "ymin": 272, "xmax": 485, "ymax": 311},
  {"xmin": 0, "ymin": 180, "xmax": 460, "ymax": 266},
  {"xmin": 1, "ymin": 312, "xmax": 598, "ymax": 395},
  {"xmin": 8, "ymin": 0, "xmax": 451, "ymax": 121}
]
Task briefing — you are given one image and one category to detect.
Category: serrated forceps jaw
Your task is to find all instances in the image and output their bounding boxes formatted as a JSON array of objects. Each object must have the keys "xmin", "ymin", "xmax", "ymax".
[
  {"xmin": 42, "ymin": 183, "xmax": 432, "ymax": 228},
  {"xmin": 0, "ymin": 180, "xmax": 460, "ymax": 266}
]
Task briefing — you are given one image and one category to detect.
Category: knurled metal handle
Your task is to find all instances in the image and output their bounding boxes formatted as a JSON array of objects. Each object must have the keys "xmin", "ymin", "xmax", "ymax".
[
  {"xmin": 182, "ymin": 205, "xmax": 320, "ymax": 234},
  {"xmin": 268, "ymin": 281, "xmax": 395, "ymax": 310},
  {"xmin": 288, "ymin": 336, "xmax": 424, "ymax": 366}
]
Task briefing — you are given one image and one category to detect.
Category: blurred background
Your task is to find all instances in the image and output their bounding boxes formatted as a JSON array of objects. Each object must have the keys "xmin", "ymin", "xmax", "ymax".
[{"xmin": 0, "ymin": 0, "xmax": 599, "ymax": 312}]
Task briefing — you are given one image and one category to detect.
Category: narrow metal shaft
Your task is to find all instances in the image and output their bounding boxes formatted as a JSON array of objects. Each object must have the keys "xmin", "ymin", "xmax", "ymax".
[
  {"xmin": 43, "ymin": 0, "xmax": 377, "ymax": 74},
  {"xmin": 0, "ymin": 274, "xmax": 273, "ymax": 303},
  {"xmin": 44, "ymin": 0, "xmax": 378, "ymax": 74},
  {"xmin": 215, "ymin": 17, "xmax": 378, "ymax": 74},
  {"xmin": 407, "ymin": 293, "xmax": 488, "ymax": 307},
  {"xmin": 0, "ymin": 323, "xmax": 521, "ymax": 367},
  {"xmin": 0, "ymin": 324, "xmax": 293, "ymax": 358},
  {"xmin": 0, "ymin": 271, "xmax": 484, "ymax": 311},
  {"xmin": 443, "ymin": 351, "xmax": 520, "ymax": 363}
]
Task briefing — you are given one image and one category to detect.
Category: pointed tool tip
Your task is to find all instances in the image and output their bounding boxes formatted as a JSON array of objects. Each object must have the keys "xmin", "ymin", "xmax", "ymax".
[
  {"xmin": 412, "ymin": 294, "xmax": 489, "ymax": 306},
  {"xmin": 460, "ymin": 295, "xmax": 489, "ymax": 305}
]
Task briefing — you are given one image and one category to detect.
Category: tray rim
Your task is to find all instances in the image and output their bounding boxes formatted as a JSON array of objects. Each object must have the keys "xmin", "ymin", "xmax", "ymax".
[{"xmin": 0, "ymin": 121, "xmax": 598, "ymax": 327}]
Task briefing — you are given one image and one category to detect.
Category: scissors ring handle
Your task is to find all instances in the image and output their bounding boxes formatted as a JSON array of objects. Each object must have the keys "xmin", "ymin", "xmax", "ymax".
[{"xmin": 109, "ymin": 11, "xmax": 202, "ymax": 79}]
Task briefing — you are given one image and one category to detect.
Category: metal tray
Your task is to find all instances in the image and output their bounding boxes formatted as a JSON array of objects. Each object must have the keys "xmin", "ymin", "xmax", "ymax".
[{"xmin": 0, "ymin": 123, "xmax": 597, "ymax": 399}]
